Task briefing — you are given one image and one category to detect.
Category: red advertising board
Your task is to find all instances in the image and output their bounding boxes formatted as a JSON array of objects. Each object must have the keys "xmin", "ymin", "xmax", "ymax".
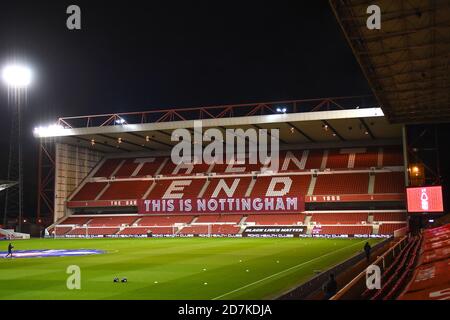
[{"xmin": 406, "ymin": 186, "xmax": 444, "ymax": 213}]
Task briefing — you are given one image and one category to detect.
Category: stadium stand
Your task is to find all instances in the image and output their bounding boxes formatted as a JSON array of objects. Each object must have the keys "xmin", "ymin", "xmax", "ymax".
[
  {"xmin": 71, "ymin": 182, "xmax": 108, "ymax": 201},
  {"xmin": 313, "ymin": 173, "xmax": 369, "ymax": 195},
  {"xmin": 61, "ymin": 216, "xmax": 91, "ymax": 225},
  {"xmin": 118, "ymin": 227, "xmax": 175, "ymax": 235},
  {"xmin": 66, "ymin": 227, "xmax": 119, "ymax": 236},
  {"xmin": 379, "ymin": 223, "xmax": 408, "ymax": 235},
  {"xmin": 315, "ymin": 225, "xmax": 372, "ymax": 236},
  {"xmin": 245, "ymin": 214, "xmax": 305, "ymax": 225},
  {"xmin": 138, "ymin": 215, "xmax": 194, "ymax": 226},
  {"xmin": 361, "ymin": 235, "xmax": 421, "ymax": 300},
  {"xmin": 88, "ymin": 216, "xmax": 138, "ymax": 226},
  {"xmin": 50, "ymin": 146, "xmax": 407, "ymax": 238},
  {"xmin": 310, "ymin": 213, "xmax": 368, "ymax": 224},
  {"xmin": 353, "ymin": 148, "xmax": 378, "ymax": 168},
  {"xmin": 373, "ymin": 212, "xmax": 407, "ymax": 222},
  {"xmin": 398, "ymin": 224, "xmax": 450, "ymax": 300},
  {"xmin": 374, "ymin": 172, "xmax": 405, "ymax": 194},
  {"xmin": 195, "ymin": 214, "xmax": 243, "ymax": 223}
]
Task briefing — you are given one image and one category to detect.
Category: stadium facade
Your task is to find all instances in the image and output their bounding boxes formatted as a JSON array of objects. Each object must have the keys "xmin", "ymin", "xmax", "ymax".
[{"xmin": 33, "ymin": 96, "xmax": 410, "ymax": 239}]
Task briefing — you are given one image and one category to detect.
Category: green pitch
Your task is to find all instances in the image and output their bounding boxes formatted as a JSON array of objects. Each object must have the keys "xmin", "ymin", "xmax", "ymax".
[{"xmin": 0, "ymin": 237, "xmax": 379, "ymax": 300}]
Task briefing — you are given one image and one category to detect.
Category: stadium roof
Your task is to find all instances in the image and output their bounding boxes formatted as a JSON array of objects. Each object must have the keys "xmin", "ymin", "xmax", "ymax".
[
  {"xmin": 330, "ymin": 0, "xmax": 450, "ymax": 123},
  {"xmin": 34, "ymin": 97, "xmax": 402, "ymax": 153}
]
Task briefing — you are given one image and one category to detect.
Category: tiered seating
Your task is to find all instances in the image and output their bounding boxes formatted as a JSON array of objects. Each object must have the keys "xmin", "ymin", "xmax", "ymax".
[
  {"xmin": 99, "ymin": 181, "xmax": 151, "ymax": 200},
  {"xmin": 325, "ymin": 150, "xmax": 350, "ymax": 168},
  {"xmin": 53, "ymin": 226, "xmax": 73, "ymax": 235},
  {"xmin": 378, "ymin": 223, "xmax": 408, "ymax": 235},
  {"xmin": 373, "ymin": 212, "xmax": 407, "ymax": 222},
  {"xmin": 118, "ymin": 227, "xmax": 175, "ymax": 235},
  {"xmin": 202, "ymin": 177, "xmax": 252, "ymax": 198},
  {"xmin": 304, "ymin": 149, "xmax": 324, "ymax": 169},
  {"xmin": 88, "ymin": 216, "xmax": 138, "ymax": 226},
  {"xmin": 61, "ymin": 216, "xmax": 91, "ymax": 225},
  {"xmin": 354, "ymin": 148, "xmax": 378, "ymax": 168},
  {"xmin": 316, "ymin": 225, "xmax": 372, "ymax": 235},
  {"xmin": 374, "ymin": 172, "xmax": 405, "ymax": 193},
  {"xmin": 382, "ymin": 147, "xmax": 403, "ymax": 166},
  {"xmin": 65, "ymin": 228, "xmax": 87, "ymax": 236},
  {"xmin": 314, "ymin": 173, "xmax": 369, "ymax": 194},
  {"xmin": 136, "ymin": 157, "xmax": 166, "ymax": 176},
  {"xmin": 114, "ymin": 159, "xmax": 140, "ymax": 177},
  {"xmin": 245, "ymin": 214, "xmax": 305, "ymax": 225},
  {"xmin": 62, "ymin": 145, "xmax": 406, "ymax": 238},
  {"xmin": 179, "ymin": 225, "xmax": 209, "ymax": 235},
  {"xmin": 210, "ymin": 225, "xmax": 241, "ymax": 234},
  {"xmin": 364, "ymin": 235, "xmax": 421, "ymax": 300},
  {"xmin": 195, "ymin": 214, "xmax": 243, "ymax": 223},
  {"xmin": 159, "ymin": 160, "xmax": 211, "ymax": 175},
  {"xmin": 70, "ymin": 146, "xmax": 405, "ymax": 202},
  {"xmin": 250, "ymin": 176, "xmax": 310, "ymax": 197},
  {"xmin": 94, "ymin": 159, "xmax": 124, "ymax": 177},
  {"xmin": 310, "ymin": 213, "xmax": 368, "ymax": 224},
  {"xmin": 67, "ymin": 227, "xmax": 119, "ymax": 236},
  {"xmin": 399, "ymin": 224, "xmax": 450, "ymax": 300},
  {"xmin": 148, "ymin": 179, "xmax": 206, "ymax": 198},
  {"xmin": 71, "ymin": 182, "xmax": 107, "ymax": 201},
  {"xmin": 138, "ymin": 215, "xmax": 194, "ymax": 226},
  {"xmin": 89, "ymin": 147, "xmax": 403, "ymax": 178},
  {"xmin": 179, "ymin": 225, "xmax": 240, "ymax": 235}
]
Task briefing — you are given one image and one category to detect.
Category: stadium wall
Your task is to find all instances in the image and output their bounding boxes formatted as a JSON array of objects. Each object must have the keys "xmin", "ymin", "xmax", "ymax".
[{"xmin": 54, "ymin": 143, "xmax": 104, "ymax": 222}]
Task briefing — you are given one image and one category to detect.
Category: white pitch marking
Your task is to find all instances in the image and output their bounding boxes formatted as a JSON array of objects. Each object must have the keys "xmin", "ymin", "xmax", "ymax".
[{"xmin": 212, "ymin": 240, "xmax": 366, "ymax": 300}]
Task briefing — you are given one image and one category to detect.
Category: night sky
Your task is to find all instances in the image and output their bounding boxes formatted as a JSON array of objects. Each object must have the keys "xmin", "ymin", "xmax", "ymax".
[{"xmin": 0, "ymin": 1, "xmax": 447, "ymax": 221}]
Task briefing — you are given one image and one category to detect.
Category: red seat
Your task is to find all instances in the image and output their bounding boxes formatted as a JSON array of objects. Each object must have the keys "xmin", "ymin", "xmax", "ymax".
[
  {"xmin": 378, "ymin": 223, "xmax": 407, "ymax": 235},
  {"xmin": 373, "ymin": 212, "xmax": 407, "ymax": 222},
  {"xmin": 88, "ymin": 216, "xmax": 138, "ymax": 227},
  {"xmin": 245, "ymin": 214, "xmax": 305, "ymax": 225},
  {"xmin": 311, "ymin": 213, "xmax": 368, "ymax": 224},
  {"xmin": 374, "ymin": 173, "xmax": 405, "ymax": 194},
  {"xmin": 314, "ymin": 173, "xmax": 369, "ymax": 195},
  {"xmin": 71, "ymin": 182, "xmax": 107, "ymax": 201},
  {"xmin": 316, "ymin": 225, "xmax": 372, "ymax": 235}
]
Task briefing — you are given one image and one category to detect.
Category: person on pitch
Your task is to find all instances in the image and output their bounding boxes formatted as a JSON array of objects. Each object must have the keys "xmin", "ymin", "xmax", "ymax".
[{"xmin": 5, "ymin": 243, "xmax": 14, "ymax": 258}]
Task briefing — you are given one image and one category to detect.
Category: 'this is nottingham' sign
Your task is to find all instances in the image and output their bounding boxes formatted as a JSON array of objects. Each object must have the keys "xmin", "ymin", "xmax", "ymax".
[{"xmin": 138, "ymin": 196, "xmax": 304, "ymax": 215}]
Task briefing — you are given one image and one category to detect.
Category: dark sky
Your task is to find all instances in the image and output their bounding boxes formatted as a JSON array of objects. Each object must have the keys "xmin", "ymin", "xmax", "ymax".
[{"xmin": 5, "ymin": 0, "xmax": 432, "ymax": 221}]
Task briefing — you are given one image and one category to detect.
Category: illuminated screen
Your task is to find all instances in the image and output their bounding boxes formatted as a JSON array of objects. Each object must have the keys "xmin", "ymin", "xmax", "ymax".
[{"xmin": 406, "ymin": 186, "xmax": 444, "ymax": 213}]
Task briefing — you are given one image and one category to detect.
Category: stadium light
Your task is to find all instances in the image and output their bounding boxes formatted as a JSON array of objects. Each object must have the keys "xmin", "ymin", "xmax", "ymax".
[
  {"xmin": 115, "ymin": 117, "xmax": 126, "ymax": 124},
  {"xmin": 2, "ymin": 64, "xmax": 32, "ymax": 88},
  {"xmin": 33, "ymin": 124, "xmax": 65, "ymax": 137}
]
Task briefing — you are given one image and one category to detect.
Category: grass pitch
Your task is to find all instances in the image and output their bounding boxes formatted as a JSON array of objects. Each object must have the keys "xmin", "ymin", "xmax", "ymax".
[{"xmin": 0, "ymin": 237, "xmax": 379, "ymax": 300}]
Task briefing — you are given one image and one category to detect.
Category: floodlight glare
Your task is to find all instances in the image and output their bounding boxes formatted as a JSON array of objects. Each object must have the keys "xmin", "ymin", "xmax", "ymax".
[
  {"xmin": 2, "ymin": 64, "xmax": 32, "ymax": 88},
  {"xmin": 33, "ymin": 124, "xmax": 65, "ymax": 138},
  {"xmin": 115, "ymin": 118, "xmax": 126, "ymax": 124}
]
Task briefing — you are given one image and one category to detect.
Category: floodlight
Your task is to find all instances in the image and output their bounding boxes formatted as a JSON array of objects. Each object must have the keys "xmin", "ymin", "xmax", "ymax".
[
  {"xmin": 2, "ymin": 64, "xmax": 32, "ymax": 88},
  {"xmin": 33, "ymin": 124, "xmax": 65, "ymax": 137}
]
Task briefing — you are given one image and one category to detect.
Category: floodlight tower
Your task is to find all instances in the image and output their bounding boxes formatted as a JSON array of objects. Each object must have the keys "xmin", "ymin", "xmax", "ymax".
[{"xmin": 2, "ymin": 63, "xmax": 32, "ymax": 232}]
